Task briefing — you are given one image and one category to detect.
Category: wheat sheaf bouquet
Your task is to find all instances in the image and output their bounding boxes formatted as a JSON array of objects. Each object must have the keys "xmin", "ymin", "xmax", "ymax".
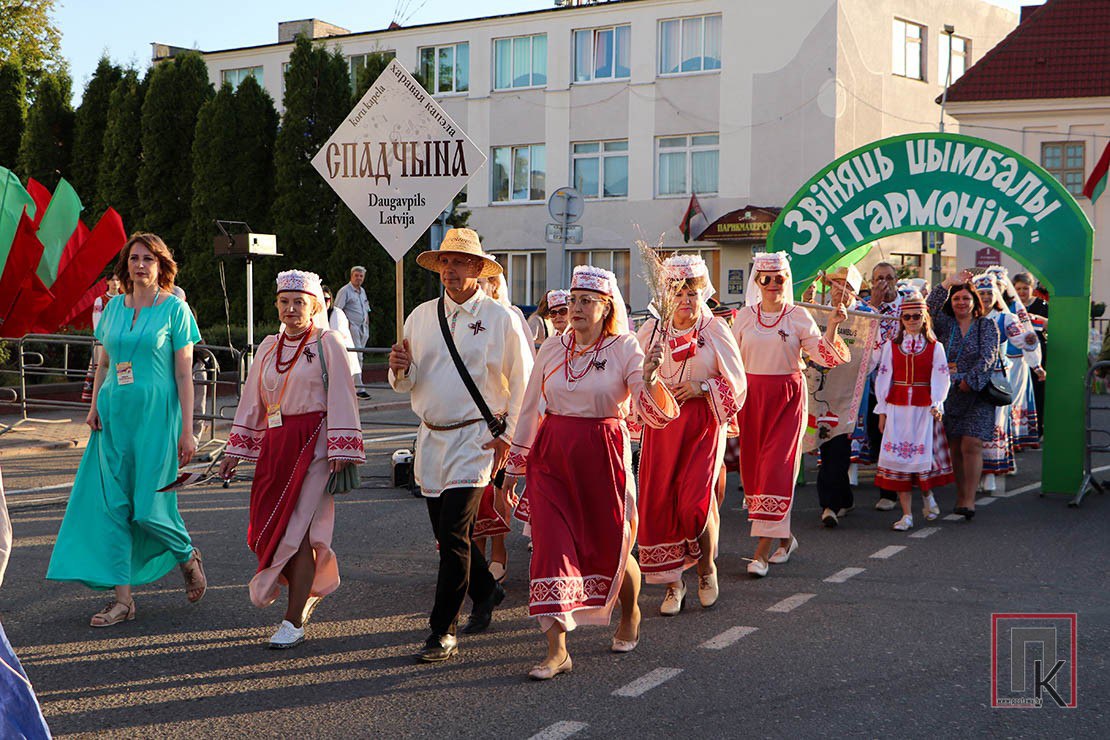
[{"xmin": 635, "ymin": 232, "xmax": 679, "ymax": 331}]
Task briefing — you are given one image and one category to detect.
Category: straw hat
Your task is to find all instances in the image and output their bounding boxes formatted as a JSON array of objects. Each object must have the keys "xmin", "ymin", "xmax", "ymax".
[
  {"xmin": 415, "ymin": 228, "xmax": 502, "ymax": 278},
  {"xmin": 820, "ymin": 264, "xmax": 863, "ymax": 294}
]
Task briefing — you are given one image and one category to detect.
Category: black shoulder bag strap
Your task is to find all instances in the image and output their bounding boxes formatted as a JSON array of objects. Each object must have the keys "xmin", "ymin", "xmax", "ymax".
[{"xmin": 437, "ymin": 297, "xmax": 507, "ymax": 439}]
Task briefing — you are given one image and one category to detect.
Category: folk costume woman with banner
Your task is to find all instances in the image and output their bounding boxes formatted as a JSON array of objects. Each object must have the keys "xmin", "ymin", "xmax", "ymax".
[
  {"xmin": 731, "ymin": 252, "xmax": 849, "ymax": 577},
  {"xmin": 873, "ymin": 295, "xmax": 953, "ymax": 531},
  {"xmin": 502, "ymin": 265, "xmax": 678, "ymax": 680},
  {"xmin": 635, "ymin": 255, "xmax": 746, "ymax": 615},
  {"xmin": 220, "ymin": 270, "xmax": 364, "ymax": 649},
  {"xmin": 973, "ymin": 272, "xmax": 1041, "ymax": 488},
  {"xmin": 47, "ymin": 234, "xmax": 206, "ymax": 627},
  {"xmin": 927, "ymin": 273, "xmax": 999, "ymax": 519}
]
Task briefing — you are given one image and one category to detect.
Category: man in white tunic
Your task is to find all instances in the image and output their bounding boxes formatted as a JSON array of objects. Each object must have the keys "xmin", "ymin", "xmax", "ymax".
[
  {"xmin": 334, "ymin": 266, "xmax": 371, "ymax": 398},
  {"xmin": 389, "ymin": 229, "xmax": 533, "ymax": 663}
]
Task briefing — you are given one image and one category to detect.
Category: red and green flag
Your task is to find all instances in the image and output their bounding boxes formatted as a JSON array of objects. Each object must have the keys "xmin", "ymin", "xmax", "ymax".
[
  {"xmin": 1083, "ymin": 141, "xmax": 1110, "ymax": 205},
  {"xmin": 679, "ymin": 193, "xmax": 706, "ymax": 243}
]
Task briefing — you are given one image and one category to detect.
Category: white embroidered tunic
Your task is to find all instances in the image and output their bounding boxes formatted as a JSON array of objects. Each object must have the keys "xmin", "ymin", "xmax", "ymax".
[
  {"xmin": 873, "ymin": 334, "xmax": 950, "ymax": 473},
  {"xmin": 732, "ymin": 304, "xmax": 850, "ymax": 373}
]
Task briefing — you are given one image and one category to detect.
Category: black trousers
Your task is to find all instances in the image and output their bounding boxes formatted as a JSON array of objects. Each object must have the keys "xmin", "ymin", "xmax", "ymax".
[
  {"xmin": 426, "ymin": 486, "xmax": 495, "ymax": 636},
  {"xmin": 866, "ymin": 389, "xmax": 897, "ymax": 501},
  {"xmin": 817, "ymin": 434, "xmax": 854, "ymax": 511}
]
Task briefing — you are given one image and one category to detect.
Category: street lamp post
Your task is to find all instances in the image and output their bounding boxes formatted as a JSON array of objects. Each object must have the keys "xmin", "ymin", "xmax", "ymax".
[{"xmin": 932, "ymin": 23, "xmax": 957, "ymax": 289}]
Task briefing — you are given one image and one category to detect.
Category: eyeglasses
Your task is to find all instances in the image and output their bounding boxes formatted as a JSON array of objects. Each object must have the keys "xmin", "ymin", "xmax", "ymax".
[
  {"xmin": 756, "ymin": 274, "xmax": 786, "ymax": 286},
  {"xmin": 567, "ymin": 295, "xmax": 608, "ymax": 307},
  {"xmin": 550, "ymin": 307, "xmax": 568, "ymax": 316},
  {"xmin": 901, "ymin": 312, "xmax": 923, "ymax": 321}
]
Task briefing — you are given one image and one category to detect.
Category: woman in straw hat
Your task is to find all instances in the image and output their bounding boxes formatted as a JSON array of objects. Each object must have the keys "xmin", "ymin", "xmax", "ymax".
[
  {"xmin": 389, "ymin": 228, "xmax": 533, "ymax": 663},
  {"xmin": 873, "ymin": 294, "xmax": 954, "ymax": 531},
  {"xmin": 220, "ymin": 270, "xmax": 364, "ymax": 648},
  {"xmin": 731, "ymin": 252, "xmax": 849, "ymax": 577},
  {"xmin": 635, "ymin": 254, "xmax": 746, "ymax": 615},
  {"xmin": 502, "ymin": 265, "xmax": 678, "ymax": 680}
]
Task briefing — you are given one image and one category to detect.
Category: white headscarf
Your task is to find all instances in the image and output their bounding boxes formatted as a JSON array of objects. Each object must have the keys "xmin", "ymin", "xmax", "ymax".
[
  {"xmin": 276, "ymin": 269, "xmax": 329, "ymax": 331},
  {"xmin": 746, "ymin": 251, "xmax": 794, "ymax": 307},
  {"xmin": 571, "ymin": 265, "xmax": 630, "ymax": 334}
]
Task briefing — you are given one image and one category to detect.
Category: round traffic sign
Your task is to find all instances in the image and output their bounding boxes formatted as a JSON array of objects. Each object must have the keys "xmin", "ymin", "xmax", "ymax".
[{"xmin": 548, "ymin": 187, "xmax": 584, "ymax": 223}]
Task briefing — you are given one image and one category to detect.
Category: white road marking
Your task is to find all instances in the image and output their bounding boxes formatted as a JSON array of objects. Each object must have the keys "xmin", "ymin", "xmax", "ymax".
[
  {"xmin": 977, "ymin": 496, "xmax": 998, "ymax": 507},
  {"xmin": 870, "ymin": 545, "xmax": 906, "ymax": 559},
  {"xmin": 824, "ymin": 567, "xmax": 865, "ymax": 584},
  {"xmin": 5, "ymin": 483, "xmax": 72, "ymax": 496},
  {"xmin": 766, "ymin": 593, "xmax": 815, "ymax": 612},
  {"xmin": 700, "ymin": 626, "xmax": 758, "ymax": 649},
  {"xmin": 363, "ymin": 432, "xmax": 417, "ymax": 443},
  {"xmin": 909, "ymin": 527, "xmax": 940, "ymax": 539},
  {"xmin": 612, "ymin": 667, "xmax": 683, "ymax": 697},
  {"xmin": 943, "ymin": 514, "xmax": 964, "ymax": 521},
  {"xmin": 529, "ymin": 722, "xmax": 588, "ymax": 740}
]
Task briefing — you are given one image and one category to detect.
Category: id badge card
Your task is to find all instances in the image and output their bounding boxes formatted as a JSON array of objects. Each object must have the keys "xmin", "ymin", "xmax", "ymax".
[
  {"xmin": 116, "ymin": 361, "xmax": 134, "ymax": 385},
  {"xmin": 267, "ymin": 403, "xmax": 283, "ymax": 428}
]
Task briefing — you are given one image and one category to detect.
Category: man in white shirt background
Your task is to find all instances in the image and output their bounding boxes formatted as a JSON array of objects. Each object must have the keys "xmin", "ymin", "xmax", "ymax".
[{"xmin": 335, "ymin": 266, "xmax": 372, "ymax": 398}]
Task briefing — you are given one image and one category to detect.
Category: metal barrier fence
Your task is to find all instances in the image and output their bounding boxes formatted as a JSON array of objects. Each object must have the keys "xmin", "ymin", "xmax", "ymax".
[
  {"xmin": 2, "ymin": 334, "xmax": 244, "ymax": 454},
  {"xmin": 1074, "ymin": 359, "xmax": 1110, "ymax": 507}
]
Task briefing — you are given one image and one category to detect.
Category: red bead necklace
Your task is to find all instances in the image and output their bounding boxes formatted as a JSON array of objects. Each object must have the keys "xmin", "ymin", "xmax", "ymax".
[
  {"xmin": 274, "ymin": 328, "xmax": 312, "ymax": 374},
  {"xmin": 564, "ymin": 332, "xmax": 606, "ymax": 384},
  {"xmin": 754, "ymin": 303, "xmax": 789, "ymax": 329}
]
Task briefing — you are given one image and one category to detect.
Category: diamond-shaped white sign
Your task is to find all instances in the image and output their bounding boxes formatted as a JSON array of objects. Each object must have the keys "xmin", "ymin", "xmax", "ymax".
[{"xmin": 312, "ymin": 59, "xmax": 485, "ymax": 262}]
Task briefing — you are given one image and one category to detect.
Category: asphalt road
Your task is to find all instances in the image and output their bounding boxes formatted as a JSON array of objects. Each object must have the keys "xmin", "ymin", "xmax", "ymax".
[{"xmin": 1, "ymin": 405, "xmax": 1108, "ymax": 738}]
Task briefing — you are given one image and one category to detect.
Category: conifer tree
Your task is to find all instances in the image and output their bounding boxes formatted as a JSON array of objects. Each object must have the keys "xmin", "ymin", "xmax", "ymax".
[
  {"xmin": 70, "ymin": 56, "xmax": 122, "ymax": 210},
  {"xmin": 0, "ymin": 58, "xmax": 26, "ymax": 168},
  {"xmin": 137, "ymin": 52, "xmax": 212, "ymax": 259},
  {"xmin": 16, "ymin": 69, "xmax": 73, "ymax": 190},
  {"xmin": 97, "ymin": 69, "xmax": 145, "ymax": 230}
]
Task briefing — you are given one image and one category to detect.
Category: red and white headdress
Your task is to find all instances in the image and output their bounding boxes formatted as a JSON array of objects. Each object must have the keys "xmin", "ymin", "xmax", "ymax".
[
  {"xmin": 571, "ymin": 265, "xmax": 629, "ymax": 334},
  {"xmin": 547, "ymin": 289, "xmax": 570, "ymax": 309},
  {"xmin": 899, "ymin": 295, "xmax": 927, "ymax": 314},
  {"xmin": 746, "ymin": 251, "xmax": 794, "ymax": 307},
  {"xmin": 276, "ymin": 269, "xmax": 327, "ymax": 329},
  {"xmin": 664, "ymin": 254, "xmax": 716, "ymax": 299}
]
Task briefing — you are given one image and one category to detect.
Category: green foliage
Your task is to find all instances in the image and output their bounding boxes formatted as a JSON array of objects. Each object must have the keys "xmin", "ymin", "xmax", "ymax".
[
  {"xmin": 0, "ymin": 0, "xmax": 62, "ymax": 97},
  {"xmin": 0, "ymin": 57, "xmax": 26, "ymax": 167},
  {"xmin": 271, "ymin": 36, "xmax": 349, "ymax": 277},
  {"xmin": 183, "ymin": 76, "xmax": 278, "ymax": 329},
  {"xmin": 96, "ymin": 68, "xmax": 145, "ymax": 229},
  {"xmin": 15, "ymin": 68, "xmax": 73, "ymax": 190},
  {"xmin": 70, "ymin": 56, "xmax": 122, "ymax": 214},
  {"xmin": 137, "ymin": 52, "xmax": 213, "ymax": 257}
]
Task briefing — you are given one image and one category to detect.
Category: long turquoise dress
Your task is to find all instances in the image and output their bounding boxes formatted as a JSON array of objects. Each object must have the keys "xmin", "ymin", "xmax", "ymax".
[{"xmin": 47, "ymin": 291, "xmax": 201, "ymax": 589}]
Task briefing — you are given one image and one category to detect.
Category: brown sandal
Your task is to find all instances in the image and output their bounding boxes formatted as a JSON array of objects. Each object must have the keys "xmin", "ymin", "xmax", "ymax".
[
  {"xmin": 180, "ymin": 547, "xmax": 207, "ymax": 603},
  {"xmin": 90, "ymin": 599, "xmax": 136, "ymax": 628}
]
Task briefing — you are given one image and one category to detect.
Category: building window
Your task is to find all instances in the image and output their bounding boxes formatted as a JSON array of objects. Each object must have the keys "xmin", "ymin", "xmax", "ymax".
[
  {"xmin": 221, "ymin": 66, "xmax": 262, "ymax": 89},
  {"xmin": 348, "ymin": 51, "xmax": 397, "ymax": 91},
  {"xmin": 489, "ymin": 251, "xmax": 546, "ymax": 305},
  {"xmin": 938, "ymin": 34, "xmax": 969, "ymax": 85},
  {"xmin": 892, "ymin": 19, "xmax": 925, "ymax": 80},
  {"xmin": 494, "ymin": 34, "xmax": 547, "ymax": 90},
  {"xmin": 418, "ymin": 43, "xmax": 469, "ymax": 94},
  {"xmin": 1042, "ymin": 142, "xmax": 1085, "ymax": 196},
  {"xmin": 656, "ymin": 134, "xmax": 719, "ymax": 197},
  {"xmin": 658, "ymin": 15, "xmax": 721, "ymax": 75},
  {"xmin": 574, "ymin": 25, "xmax": 631, "ymax": 82},
  {"xmin": 491, "ymin": 144, "xmax": 546, "ymax": 203},
  {"xmin": 572, "ymin": 140, "xmax": 629, "ymax": 199},
  {"xmin": 569, "ymin": 250, "xmax": 631, "ymax": 299}
]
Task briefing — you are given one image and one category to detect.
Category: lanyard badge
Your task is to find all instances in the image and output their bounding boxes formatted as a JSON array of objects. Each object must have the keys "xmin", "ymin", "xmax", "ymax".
[{"xmin": 116, "ymin": 361, "xmax": 134, "ymax": 385}]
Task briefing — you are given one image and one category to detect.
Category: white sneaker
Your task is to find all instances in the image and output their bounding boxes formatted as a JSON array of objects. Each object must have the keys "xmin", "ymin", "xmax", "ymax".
[
  {"xmin": 821, "ymin": 508, "xmax": 838, "ymax": 527},
  {"xmin": 301, "ymin": 596, "xmax": 323, "ymax": 626},
  {"xmin": 269, "ymin": 620, "xmax": 305, "ymax": 649},
  {"xmin": 768, "ymin": 536, "xmax": 798, "ymax": 564},
  {"xmin": 747, "ymin": 559, "xmax": 769, "ymax": 577},
  {"xmin": 892, "ymin": 514, "xmax": 914, "ymax": 531},
  {"xmin": 982, "ymin": 474, "xmax": 997, "ymax": 492},
  {"xmin": 922, "ymin": 494, "xmax": 940, "ymax": 521},
  {"xmin": 698, "ymin": 571, "xmax": 719, "ymax": 608},
  {"xmin": 836, "ymin": 506, "xmax": 854, "ymax": 518},
  {"xmin": 659, "ymin": 580, "xmax": 686, "ymax": 616},
  {"xmin": 874, "ymin": 498, "xmax": 897, "ymax": 511},
  {"xmin": 848, "ymin": 463, "xmax": 859, "ymax": 486}
]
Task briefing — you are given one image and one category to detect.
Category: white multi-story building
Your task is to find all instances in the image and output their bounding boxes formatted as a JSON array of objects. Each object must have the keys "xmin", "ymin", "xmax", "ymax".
[{"xmin": 173, "ymin": 0, "xmax": 1017, "ymax": 308}]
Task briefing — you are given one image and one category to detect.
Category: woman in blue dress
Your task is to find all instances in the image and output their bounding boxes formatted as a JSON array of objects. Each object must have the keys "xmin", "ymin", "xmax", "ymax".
[{"xmin": 47, "ymin": 233, "xmax": 207, "ymax": 627}]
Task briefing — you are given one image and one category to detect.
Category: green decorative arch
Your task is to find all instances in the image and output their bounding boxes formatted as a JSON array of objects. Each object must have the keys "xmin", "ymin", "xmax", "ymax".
[{"xmin": 767, "ymin": 132, "xmax": 1094, "ymax": 495}]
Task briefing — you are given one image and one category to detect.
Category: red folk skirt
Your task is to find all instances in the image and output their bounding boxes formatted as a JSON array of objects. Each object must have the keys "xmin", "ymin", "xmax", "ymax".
[
  {"xmin": 528, "ymin": 414, "xmax": 634, "ymax": 631},
  {"xmin": 737, "ymin": 372, "xmax": 805, "ymax": 539},
  {"xmin": 473, "ymin": 483, "xmax": 512, "ymax": 538},
  {"xmin": 637, "ymin": 397, "xmax": 721, "ymax": 584},
  {"xmin": 248, "ymin": 411, "xmax": 325, "ymax": 573}
]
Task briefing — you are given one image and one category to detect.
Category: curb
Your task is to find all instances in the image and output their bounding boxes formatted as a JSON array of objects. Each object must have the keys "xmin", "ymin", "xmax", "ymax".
[{"xmin": 0, "ymin": 438, "xmax": 85, "ymax": 459}]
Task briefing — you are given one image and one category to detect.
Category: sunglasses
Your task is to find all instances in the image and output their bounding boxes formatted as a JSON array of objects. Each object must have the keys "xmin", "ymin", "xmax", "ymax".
[
  {"xmin": 550, "ymin": 307, "xmax": 568, "ymax": 316},
  {"xmin": 757, "ymin": 274, "xmax": 786, "ymax": 286},
  {"xmin": 901, "ymin": 312, "xmax": 923, "ymax": 321}
]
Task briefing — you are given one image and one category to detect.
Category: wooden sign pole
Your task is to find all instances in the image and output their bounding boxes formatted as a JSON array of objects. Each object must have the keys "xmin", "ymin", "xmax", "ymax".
[{"xmin": 395, "ymin": 260, "xmax": 404, "ymax": 343}]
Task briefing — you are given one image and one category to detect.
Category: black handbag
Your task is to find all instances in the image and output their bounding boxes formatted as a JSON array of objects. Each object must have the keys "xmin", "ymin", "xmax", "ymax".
[
  {"xmin": 437, "ymin": 298, "xmax": 507, "ymax": 439},
  {"xmin": 979, "ymin": 371, "xmax": 1013, "ymax": 407}
]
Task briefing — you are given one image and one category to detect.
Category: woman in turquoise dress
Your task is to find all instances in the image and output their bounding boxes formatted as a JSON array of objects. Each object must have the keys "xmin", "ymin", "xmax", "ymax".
[{"xmin": 47, "ymin": 233, "xmax": 207, "ymax": 627}]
